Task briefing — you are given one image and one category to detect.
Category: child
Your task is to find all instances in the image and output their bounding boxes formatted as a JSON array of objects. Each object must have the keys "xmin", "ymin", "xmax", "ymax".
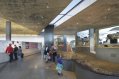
[{"xmin": 56, "ymin": 55, "xmax": 63, "ymax": 76}]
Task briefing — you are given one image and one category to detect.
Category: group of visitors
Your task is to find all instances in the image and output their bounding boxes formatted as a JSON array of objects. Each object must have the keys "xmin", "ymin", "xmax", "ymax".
[
  {"xmin": 43, "ymin": 44, "xmax": 63, "ymax": 76},
  {"xmin": 44, "ymin": 44, "xmax": 57, "ymax": 63},
  {"xmin": 5, "ymin": 44, "xmax": 23, "ymax": 62}
]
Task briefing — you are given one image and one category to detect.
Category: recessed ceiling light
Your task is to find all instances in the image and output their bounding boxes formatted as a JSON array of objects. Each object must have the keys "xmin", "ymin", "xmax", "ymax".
[
  {"xmin": 76, "ymin": 22, "xmax": 79, "ymax": 24},
  {"xmin": 107, "ymin": 8, "xmax": 111, "ymax": 11},
  {"xmin": 46, "ymin": 6, "xmax": 49, "ymax": 8}
]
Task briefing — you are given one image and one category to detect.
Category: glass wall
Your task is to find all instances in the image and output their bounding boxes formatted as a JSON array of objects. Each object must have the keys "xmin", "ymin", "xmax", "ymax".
[
  {"xmin": 77, "ymin": 30, "xmax": 89, "ymax": 47},
  {"xmin": 99, "ymin": 26, "xmax": 119, "ymax": 47}
]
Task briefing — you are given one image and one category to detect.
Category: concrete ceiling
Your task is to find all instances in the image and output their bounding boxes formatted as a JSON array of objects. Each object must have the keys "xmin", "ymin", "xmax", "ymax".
[
  {"xmin": 54, "ymin": 0, "xmax": 119, "ymax": 35},
  {"xmin": 0, "ymin": 0, "xmax": 119, "ymax": 35},
  {"xmin": 0, "ymin": 0, "xmax": 71, "ymax": 34}
]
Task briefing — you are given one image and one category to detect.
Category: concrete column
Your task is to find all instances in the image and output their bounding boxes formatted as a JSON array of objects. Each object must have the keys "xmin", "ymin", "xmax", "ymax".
[
  {"xmin": 95, "ymin": 29, "xmax": 99, "ymax": 47},
  {"xmin": 6, "ymin": 20, "xmax": 11, "ymax": 41},
  {"xmin": 89, "ymin": 28, "xmax": 95, "ymax": 54},
  {"xmin": 63, "ymin": 35, "xmax": 67, "ymax": 51},
  {"xmin": 44, "ymin": 25, "xmax": 54, "ymax": 47},
  {"xmin": 75, "ymin": 32, "xmax": 78, "ymax": 47},
  {"xmin": 74, "ymin": 32, "xmax": 78, "ymax": 53}
]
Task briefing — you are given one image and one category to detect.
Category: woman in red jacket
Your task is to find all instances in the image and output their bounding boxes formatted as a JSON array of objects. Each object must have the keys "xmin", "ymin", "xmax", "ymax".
[{"xmin": 6, "ymin": 44, "xmax": 14, "ymax": 62}]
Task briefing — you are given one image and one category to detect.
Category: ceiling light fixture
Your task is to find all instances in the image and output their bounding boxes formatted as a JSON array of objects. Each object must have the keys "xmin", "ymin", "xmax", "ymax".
[
  {"xmin": 50, "ymin": 0, "xmax": 97, "ymax": 27},
  {"xmin": 46, "ymin": 6, "xmax": 49, "ymax": 8},
  {"xmin": 107, "ymin": 8, "xmax": 111, "ymax": 11},
  {"xmin": 50, "ymin": 0, "xmax": 83, "ymax": 25},
  {"xmin": 76, "ymin": 22, "xmax": 79, "ymax": 25}
]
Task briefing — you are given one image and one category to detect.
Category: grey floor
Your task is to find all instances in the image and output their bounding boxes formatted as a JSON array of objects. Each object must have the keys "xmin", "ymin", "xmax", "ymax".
[{"xmin": 0, "ymin": 54, "xmax": 76, "ymax": 79}]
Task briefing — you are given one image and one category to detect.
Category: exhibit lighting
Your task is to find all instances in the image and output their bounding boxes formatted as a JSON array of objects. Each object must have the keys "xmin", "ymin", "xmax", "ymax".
[{"xmin": 50, "ymin": 0, "xmax": 97, "ymax": 27}]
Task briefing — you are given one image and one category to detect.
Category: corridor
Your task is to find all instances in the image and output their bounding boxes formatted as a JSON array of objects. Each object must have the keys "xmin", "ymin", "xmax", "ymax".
[{"xmin": 0, "ymin": 54, "xmax": 76, "ymax": 79}]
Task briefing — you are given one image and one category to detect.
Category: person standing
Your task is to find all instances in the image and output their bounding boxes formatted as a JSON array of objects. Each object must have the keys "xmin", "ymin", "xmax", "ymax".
[
  {"xmin": 56, "ymin": 55, "xmax": 63, "ymax": 76},
  {"xmin": 50, "ymin": 44, "xmax": 57, "ymax": 62},
  {"xmin": 52, "ymin": 48, "xmax": 57, "ymax": 62},
  {"xmin": 13, "ymin": 45, "xmax": 18, "ymax": 60},
  {"xmin": 17, "ymin": 46, "xmax": 23, "ymax": 61},
  {"xmin": 5, "ymin": 44, "xmax": 14, "ymax": 62},
  {"xmin": 44, "ymin": 45, "xmax": 50, "ymax": 62}
]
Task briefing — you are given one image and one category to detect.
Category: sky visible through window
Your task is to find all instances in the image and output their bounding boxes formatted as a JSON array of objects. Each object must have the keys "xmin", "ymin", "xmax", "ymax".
[{"xmin": 77, "ymin": 26, "xmax": 119, "ymax": 43}]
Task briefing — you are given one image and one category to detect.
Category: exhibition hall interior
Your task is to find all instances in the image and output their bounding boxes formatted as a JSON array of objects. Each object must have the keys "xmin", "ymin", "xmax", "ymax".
[{"xmin": 0, "ymin": 0, "xmax": 119, "ymax": 79}]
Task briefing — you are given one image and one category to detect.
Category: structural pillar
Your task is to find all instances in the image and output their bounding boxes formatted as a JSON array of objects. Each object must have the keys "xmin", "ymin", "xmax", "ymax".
[
  {"xmin": 89, "ymin": 28, "xmax": 95, "ymax": 54},
  {"xmin": 6, "ymin": 20, "xmax": 11, "ymax": 41},
  {"xmin": 75, "ymin": 32, "xmax": 78, "ymax": 47},
  {"xmin": 44, "ymin": 25, "xmax": 54, "ymax": 47},
  {"xmin": 95, "ymin": 29, "xmax": 99, "ymax": 47},
  {"xmin": 63, "ymin": 35, "xmax": 67, "ymax": 51},
  {"xmin": 74, "ymin": 32, "xmax": 78, "ymax": 52}
]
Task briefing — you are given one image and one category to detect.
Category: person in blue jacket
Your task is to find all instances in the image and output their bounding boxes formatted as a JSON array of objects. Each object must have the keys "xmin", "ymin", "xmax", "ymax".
[{"xmin": 56, "ymin": 54, "xmax": 63, "ymax": 76}]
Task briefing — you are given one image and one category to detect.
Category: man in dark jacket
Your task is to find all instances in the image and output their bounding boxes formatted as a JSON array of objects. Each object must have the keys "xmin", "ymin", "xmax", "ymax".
[
  {"xmin": 6, "ymin": 44, "xmax": 14, "ymax": 62},
  {"xmin": 44, "ymin": 45, "xmax": 50, "ymax": 61}
]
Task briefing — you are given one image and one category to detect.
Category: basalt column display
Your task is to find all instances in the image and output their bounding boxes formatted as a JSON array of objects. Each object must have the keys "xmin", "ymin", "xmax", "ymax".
[
  {"xmin": 44, "ymin": 25, "xmax": 54, "ymax": 47},
  {"xmin": 6, "ymin": 20, "xmax": 11, "ymax": 41}
]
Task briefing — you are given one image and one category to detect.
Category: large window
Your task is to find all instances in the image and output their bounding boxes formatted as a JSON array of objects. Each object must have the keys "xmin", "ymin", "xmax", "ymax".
[
  {"xmin": 77, "ymin": 30, "xmax": 89, "ymax": 46},
  {"xmin": 99, "ymin": 26, "xmax": 119, "ymax": 46}
]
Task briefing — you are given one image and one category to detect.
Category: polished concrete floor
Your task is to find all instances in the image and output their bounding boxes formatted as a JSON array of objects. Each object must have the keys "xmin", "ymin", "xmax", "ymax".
[{"xmin": 0, "ymin": 54, "xmax": 76, "ymax": 79}]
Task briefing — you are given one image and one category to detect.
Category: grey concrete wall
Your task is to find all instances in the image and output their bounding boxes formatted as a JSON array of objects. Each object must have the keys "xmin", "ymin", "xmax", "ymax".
[
  {"xmin": 96, "ymin": 48, "xmax": 119, "ymax": 63},
  {"xmin": 63, "ymin": 59, "xmax": 119, "ymax": 79},
  {"xmin": 76, "ymin": 47, "xmax": 90, "ymax": 53},
  {"xmin": 23, "ymin": 49, "xmax": 40, "ymax": 56},
  {"xmin": 63, "ymin": 59, "xmax": 75, "ymax": 72}
]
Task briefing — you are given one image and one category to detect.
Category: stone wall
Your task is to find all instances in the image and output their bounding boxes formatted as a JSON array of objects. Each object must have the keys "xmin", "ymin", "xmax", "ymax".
[{"xmin": 96, "ymin": 48, "xmax": 119, "ymax": 63}]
